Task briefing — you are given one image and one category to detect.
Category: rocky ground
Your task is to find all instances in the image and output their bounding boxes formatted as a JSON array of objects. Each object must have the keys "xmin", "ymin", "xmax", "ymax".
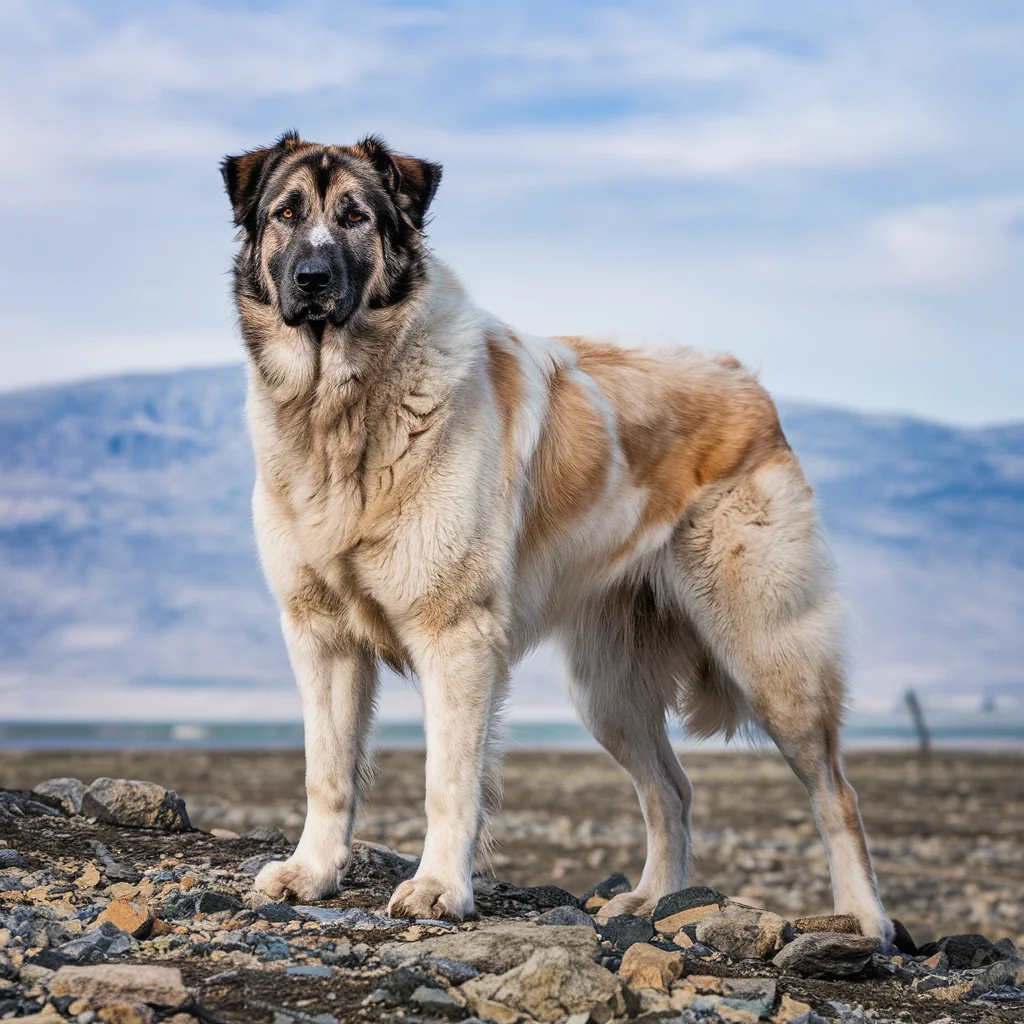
[{"xmin": 0, "ymin": 750, "xmax": 1022, "ymax": 1023}]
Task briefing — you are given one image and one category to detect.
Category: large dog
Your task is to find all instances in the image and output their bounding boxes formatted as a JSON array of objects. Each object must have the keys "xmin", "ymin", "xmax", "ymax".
[{"xmin": 221, "ymin": 131, "xmax": 891, "ymax": 939}]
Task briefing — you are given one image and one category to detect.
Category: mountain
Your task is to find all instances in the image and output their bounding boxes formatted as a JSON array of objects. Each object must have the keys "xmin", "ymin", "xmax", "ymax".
[{"xmin": 0, "ymin": 365, "xmax": 1021, "ymax": 720}]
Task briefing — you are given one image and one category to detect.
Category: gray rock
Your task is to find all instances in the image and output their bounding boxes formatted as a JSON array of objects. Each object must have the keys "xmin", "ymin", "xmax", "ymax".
[
  {"xmin": 81, "ymin": 778, "xmax": 190, "ymax": 831},
  {"xmin": 286, "ymin": 965, "xmax": 333, "ymax": 978},
  {"xmin": 244, "ymin": 826, "xmax": 290, "ymax": 844},
  {"xmin": 346, "ymin": 841, "xmax": 417, "ymax": 886},
  {"xmin": 421, "ymin": 957, "xmax": 479, "ymax": 985},
  {"xmin": 971, "ymin": 959, "xmax": 1024, "ymax": 995},
  {"xmin": 0, "ymin": 874, "xmax": 24, "ymax": 891},
  {"xmin": 293, "ymin": 906, "xmax": 344, "ymax": 924},
  {"xmin": 534, "ymin": 905, "xmax": 596, "ymax": 928},
  {"xmin": 773, "ymin": 931, "xmax": 878, "ymax": 978},
  {"xmin": 938, "ymin": 932, "xmax": 1010, "ymax": 969},
  {"xmin": 58, "ymin": 922, "xmax": 133, "ymax": 964},
  {"xmin": 651, "ymin": 885, "xmax": 727, "ymax": 922},
  {"xmin": 695, "ymin": 906, "xmax": 787, "ymax": 959},
  {"xmin": 720, "ymin": 977, "xmax": 777, "ymax": 1018},
  {"xmin": 461, "ymin": 946, "xmax": 620, "ymax": 1023},
  {"xmin": 0, "ymin": 850, "xmax": 27, "ymax": 868},
  {"xmin": 240, "ymin": 853, "xmax": 279, "ymax": 876},
  {"xmin": 258, "ymin": 902, "xmax": 299, "ymax": 923},
  {"xmin": 296, "ymin": 906, "xmax": 403, "ymax": 929},
  {"xmin": 381, "ymin": 921, "xmax": 600, "ymax": 975},
  {"xmin": 49, "ymin": 963, "xmax": 189, "ymax": 1007},
  {"xmin": 4, "ymin": 905, "xmax": 70, "ymax": 948},
  {"xmin": 597, "ymin": 913, "xmax": 655, "ymax": 951},
  {"xmin": 409, "ymin": 985, "xmax": 465, "ymax": 1019},
  {"xmin": 472, "ymin": 876, "xmax": 581, "ymax": 916},
  {"xmin": 33, "ymin": 778, "xmax": 87, "ymax": 815}
]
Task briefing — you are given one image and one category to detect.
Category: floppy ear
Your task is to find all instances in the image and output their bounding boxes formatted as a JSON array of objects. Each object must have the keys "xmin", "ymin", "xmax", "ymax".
[
  {"xmin": 221, "ymin": 130, "xmax": 302, "ymax": 228},
  {"xmin": 356, "ymin": 135, "xmax": 442, "ymax": 229}
]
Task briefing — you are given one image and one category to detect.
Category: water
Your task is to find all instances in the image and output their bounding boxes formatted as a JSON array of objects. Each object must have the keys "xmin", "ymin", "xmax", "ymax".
[{"xmin": 0, "ymin": 712, "xmax": 1021, "ymax": 751}]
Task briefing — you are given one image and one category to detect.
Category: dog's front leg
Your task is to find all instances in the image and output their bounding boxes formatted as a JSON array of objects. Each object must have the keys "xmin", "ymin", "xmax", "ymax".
[
  {"xmin": 254, "ymin": 623, "xmax": 378, "ymax": 903},
  {"xmin": 387, "ymin": 609, "xmax": 505, "ymax": 922}
]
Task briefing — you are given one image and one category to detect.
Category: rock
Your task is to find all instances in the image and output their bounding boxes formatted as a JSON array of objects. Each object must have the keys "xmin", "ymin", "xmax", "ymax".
[
  {"xmin": 695, "ymin": 906, "xmax": 787, "ymax": 959},
  {"xmin": 243, "ymin": 826, "xmax": 290, "ymax": 844},
  {"xmin": 409, "ymin": 985, "xmax": 465, "ymax": 1019},
  {"xmin": 773, "ymin": 992, "xmax": 813, "ymax": 1023},
  {"xmin": 534, "ymin": 905, "xmax": 596, "ymax": 928},
  {"xmin": 994, "ymin": 936, "xmax": 1021, "ymax": 960},
  {"xmin": 461, "ymin": 946, "xmax": 621, "ymax": 1023},
  {"xmin": 420, "ymin": 957, "xmax": 479, "ymax": 985},
  {"xmin": 257, "ymin": 903, "xmax": 299, "ymax": 923},
  {"xmin": 923, "ymin": 980, "xmax": 973, "ymax": 1001},
  {"xmin": 971, "ymin": 959, "xmax": 1024, "ymax": 995},
  {"xmin": 792, "ymin": 914, "xmax": 861, "ymax": 935},
  {"xmin": 81, "ymin": 779, "xmax": 190, "ymax": 832},
  {"xmin": 720, "ymin": 978, "xmax": 777, "ymax": 1019},
  {"xmin": 32, "ymin": 779, "xmax": 87, "ymax": 815},
  {"xmin": 0, "ymin": 849, "xmax": 28, "ymax": 868},
  {"xmin": 380, "ymin": 921, "xmax": 600, "ymax": 975},
  {"xmin": 472, "ymin": 877, "xmax": 581, "ymax": 916},
  {"xmin": 58, "ymin": 922, "xmax": 133, "ymax": 963},
  {"xmin": 93, "ymin": 901, "xmax": 153, "ymax": 940},
  {"xmin": 581, "ymin": 873, "xmax": 632, "ymax": 911},
  {"xmin": 937, "ymin": 932, "xmax": 1010, "ymax": 969},
  {"xmin": 97, "ymin": 1003, "xmax": 155, "ymax": 1024},
  {"xmin": 285, "ymin": 965, "xmax": 332, "ymax": 978},
  {"xmin": 162, "ymin": 889, "xmax": 242, "ymax": 919},
  {"xmin": 598, "ymin": 914, "xmax": 655, "ymax": 951},
  {"xmin": 50, "ymin": 964, "xmax": 189, "ymax": 1007},
  {"xmin": 346, "ymin": 841, "xmax": 417, "ymax": 886},
  {"xmin": 616, "ymin": 942, "xmax": 684, "ymax": 992},
  {"xmin": 652, "ymin": 886, "xmax": 727, "ymax": 924},
  {"xmin": 773, "ymin": 931, "xmax": 878, "ymax": 978}
]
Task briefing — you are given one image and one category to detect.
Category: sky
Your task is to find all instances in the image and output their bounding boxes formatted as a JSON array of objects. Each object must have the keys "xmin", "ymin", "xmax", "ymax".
[{"xmin": 1, "ymin": 1, "xmax": 1023, "ymax": 424}]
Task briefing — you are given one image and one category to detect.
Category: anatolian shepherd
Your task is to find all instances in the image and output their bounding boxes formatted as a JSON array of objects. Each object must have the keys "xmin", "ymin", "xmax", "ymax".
[{"xmin": 221, "ymin": 131, "xmax": 891, "ymax": 940}]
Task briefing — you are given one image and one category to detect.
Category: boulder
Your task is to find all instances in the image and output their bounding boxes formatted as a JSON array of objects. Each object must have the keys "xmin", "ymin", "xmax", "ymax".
[
  {"xmin": 695, "ymin": 906, "xmax": 787, "ymax": 959},
  {"xmin": 380, "ymin": 921, "xmax": 599, "ymax": 975},
  {"xmin": 33, "ymin": 778, "xmax": 87, "ymax": 815},
  {"xmin": 81, "ymin": 779, "xmax": 190, "ymax": 832},
  {"xmin": 773, "ymin": 931, "xmax": 878, "ymax": 978},
  {"xmin": 461, "ymin": 946, "xmax": 621, "ymax": 1023},
  {"xmin": 50, "ymin": 964, "xmax": 189, "ymax": 1007}
]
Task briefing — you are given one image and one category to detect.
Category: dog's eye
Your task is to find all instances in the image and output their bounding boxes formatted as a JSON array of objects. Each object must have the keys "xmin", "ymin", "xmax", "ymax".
[
  {"xmin": 344, "ymin": 211, "xmax": 365, "ymax": 226},
  {"xmin": 279, "ymin": 208, "xmax": 294, "ymax": 221}
]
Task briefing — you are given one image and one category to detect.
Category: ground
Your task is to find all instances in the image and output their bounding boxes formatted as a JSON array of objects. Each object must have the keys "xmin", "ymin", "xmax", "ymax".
[{"xmin": 1, "ymin": 749, "xmax": 1022, "ymax": 1023}]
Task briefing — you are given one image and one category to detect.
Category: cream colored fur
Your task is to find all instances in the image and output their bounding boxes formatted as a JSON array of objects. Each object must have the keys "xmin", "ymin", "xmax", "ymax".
[{"xmin": 246, "ymin": 254, "xmax": 891, "ymax": 941}]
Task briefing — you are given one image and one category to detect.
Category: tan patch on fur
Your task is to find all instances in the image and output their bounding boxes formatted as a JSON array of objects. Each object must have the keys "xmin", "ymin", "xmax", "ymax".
[
  {"xmin": 485, "ymin": 332, "xmax": 525, "ymax": 474},
  {"xmin": 564, "ymin": 338, "xmax": 787, "ymax": 552},
  {"xmin": 521, "ymin": 362, "xmax": 611, "ymax": 556}
]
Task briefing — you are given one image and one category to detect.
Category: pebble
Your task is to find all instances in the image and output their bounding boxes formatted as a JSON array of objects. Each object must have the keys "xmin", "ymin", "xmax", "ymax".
[
  {"xmin": 580, "ymin": 872, "xmax": 632, "ymax": 911},
  {"xmin": 937, "ymin": 932, "xmax": 1009, "ymax": 969},
  {"xmin": 285, "ymin": 965, "xmax": 332, "ymax": 977},
  {"xmin": 81, "ymin": 779, "xmax": 190, "ymax": 832},
  {"xmin": 258, "ymin": 903, "xmax": 299, "ymax": 923},
  {"xmin": 408, "ymin": 984, "xmax": 465, "ymax": 1018}
]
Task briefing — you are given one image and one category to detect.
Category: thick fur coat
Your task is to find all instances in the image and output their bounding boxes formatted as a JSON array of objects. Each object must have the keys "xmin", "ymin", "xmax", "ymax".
[{"xmin": 221, "ymin": 132, "xmax": 890, "ymax": 939}]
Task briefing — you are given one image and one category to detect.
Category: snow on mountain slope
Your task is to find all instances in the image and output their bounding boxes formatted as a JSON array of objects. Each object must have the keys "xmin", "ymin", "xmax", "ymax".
[{"xmin": 0, "ymin": 366, "xmax": 1021, "ymax": 720}]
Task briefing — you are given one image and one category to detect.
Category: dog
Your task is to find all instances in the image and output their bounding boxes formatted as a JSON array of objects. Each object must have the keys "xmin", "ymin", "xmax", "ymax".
[{"xmin": 221, "ymin": 131, "xmax": 891, "ymax": 940}]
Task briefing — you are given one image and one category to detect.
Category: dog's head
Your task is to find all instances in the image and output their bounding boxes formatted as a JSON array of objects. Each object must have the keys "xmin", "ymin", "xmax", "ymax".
[{"xmin": 221, "ymin": 132, "xmax": 441, "ymax": 333}]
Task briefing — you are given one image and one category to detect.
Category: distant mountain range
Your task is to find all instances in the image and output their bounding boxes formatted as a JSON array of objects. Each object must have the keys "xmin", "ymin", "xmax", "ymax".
[{"xmin": 1, "ymin": 365, "xmax": 1021, "ymax": 721}]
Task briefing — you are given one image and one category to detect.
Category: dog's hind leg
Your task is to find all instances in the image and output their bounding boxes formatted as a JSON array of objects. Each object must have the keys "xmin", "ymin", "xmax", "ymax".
[
  {"xmin": 562, "ymin": 588, "xmax": 695, "ymax": 923},
  {"xmin": 673, "ymin": 450, "xmax": 891, "ymax": 942}
]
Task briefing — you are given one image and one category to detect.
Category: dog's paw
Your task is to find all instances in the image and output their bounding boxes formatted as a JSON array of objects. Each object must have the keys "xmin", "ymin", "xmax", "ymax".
[
  {"xmin": 387, "ymin": 876, "xmax": 473, "ymax": 922},
  {"xmin": 595, "ymin": 890, "xmax": 659, "ymax": 923},
  {"xmin": 253, "ymin": 857, "xmax": 342, "ymax": 903}
]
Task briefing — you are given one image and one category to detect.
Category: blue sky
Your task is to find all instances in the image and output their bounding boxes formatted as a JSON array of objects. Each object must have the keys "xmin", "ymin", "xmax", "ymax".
[{"xmin": 1, "ymin": 1, "xmax": 1023, "ymax": 423}]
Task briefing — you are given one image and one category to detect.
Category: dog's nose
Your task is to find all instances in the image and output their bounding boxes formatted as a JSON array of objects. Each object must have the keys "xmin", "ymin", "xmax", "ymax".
[{"xmin": 294, "ymin": 258, "xmax": 332, "ymax": 294}]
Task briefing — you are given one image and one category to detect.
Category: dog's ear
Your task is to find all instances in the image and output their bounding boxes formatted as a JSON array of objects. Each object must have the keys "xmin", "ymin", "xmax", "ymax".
[
  {"xmin": 221, "ymin": 130, "xmax": 303, "ymax": 228},
  {"xmin": 355, "ymin": 135, "xmax": 442, "ymax": 229}
]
